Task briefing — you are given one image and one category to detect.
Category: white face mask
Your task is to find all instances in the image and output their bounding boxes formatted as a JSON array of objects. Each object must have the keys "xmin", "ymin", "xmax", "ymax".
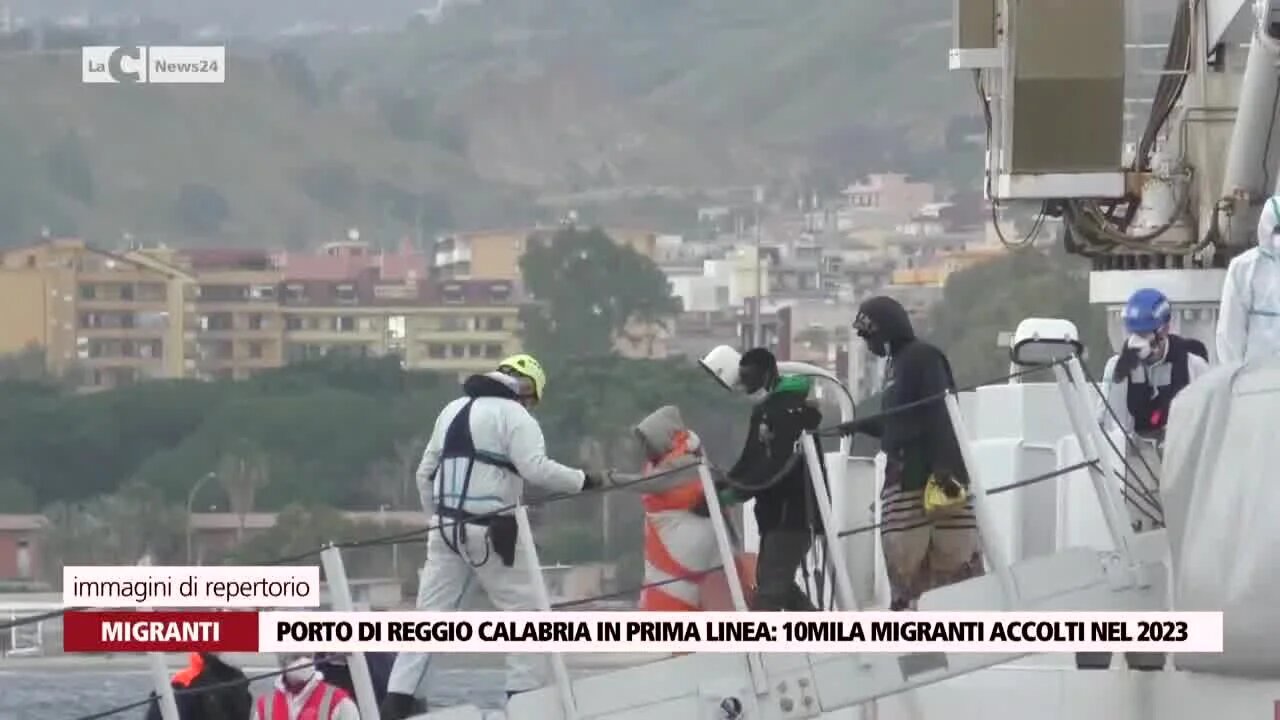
[
  {"xmin": 281, "ymin": 656, "xmax": 315, "ymax": 687},
  {"xmin": 1126, "ymin": 333, "xmax": 1154, "ymax": 360}
]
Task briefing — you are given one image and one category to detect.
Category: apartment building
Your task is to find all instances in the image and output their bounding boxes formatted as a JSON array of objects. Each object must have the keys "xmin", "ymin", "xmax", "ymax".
[
  {"xmin": 0, "ymin": 238, "xmax": 523, "ymax": 387},
  {"xmin": 164, "ymin": 248, "xmax": 286, "ymax": 382},
  {"xmin": 433, "ymin": 226, "xmax": 660, "ymax": 279},
  {"xmin": 0, "ymin": 238, "xmax": 191, "ymax": 389}
]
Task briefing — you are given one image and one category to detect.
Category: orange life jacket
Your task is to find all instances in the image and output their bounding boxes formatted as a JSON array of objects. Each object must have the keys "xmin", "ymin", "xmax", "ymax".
[
  {"xmin": 639, "ymin": 430, "xmax": 719, "ymax": 611},
  {"xmin": 172, "ymin": 652, "xmax": 204, "ymax": 688},
  {"xmin": 640, "ymin": 430, "xmax": 703, "ymax": 514}
]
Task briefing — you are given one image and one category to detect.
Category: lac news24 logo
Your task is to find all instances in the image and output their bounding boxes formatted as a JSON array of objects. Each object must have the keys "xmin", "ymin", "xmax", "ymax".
[{"xmin": 82, "ymin": 46, "xmax": 225, "ymax": 84}]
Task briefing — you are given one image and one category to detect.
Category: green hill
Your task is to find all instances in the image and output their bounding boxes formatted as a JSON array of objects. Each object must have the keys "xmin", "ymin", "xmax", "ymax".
[
  {"xmin": 0, "ymin": 51, "xmax": 534, "ymax": 246},
  {"xmin": 0, "ymin": 1, "xmax": 977, "ymax": 245},
  {"xmin": 302, "ymin": 0, "xmax": 974, "ymax": 194}
]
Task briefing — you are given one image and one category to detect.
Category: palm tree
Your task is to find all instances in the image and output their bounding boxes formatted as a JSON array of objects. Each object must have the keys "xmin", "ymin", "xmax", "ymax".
[{"xmin": 217, "ymin": 439, "xmax": 270, "ymax": 543}]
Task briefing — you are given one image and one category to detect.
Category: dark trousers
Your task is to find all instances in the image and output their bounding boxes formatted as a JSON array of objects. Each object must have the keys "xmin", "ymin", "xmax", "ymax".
[{"xmin": 752, "ymin": 529, "xmax": 817, "ymax": 611}]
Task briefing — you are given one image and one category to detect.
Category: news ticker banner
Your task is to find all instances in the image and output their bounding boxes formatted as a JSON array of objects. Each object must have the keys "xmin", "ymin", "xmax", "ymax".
[{"xmin": 62, "ymin": 610, "xmax": 1224, "ymax": 654}]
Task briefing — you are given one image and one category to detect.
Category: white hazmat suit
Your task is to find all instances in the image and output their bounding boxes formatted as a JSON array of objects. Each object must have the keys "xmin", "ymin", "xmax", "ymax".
[
  {"xmin": 1217, "ymin": 196, "xmax": 1280, "ymax": 364},
  {"xmin": 385, "ymin": 371, "xmax": 589, "ymax": 702}
]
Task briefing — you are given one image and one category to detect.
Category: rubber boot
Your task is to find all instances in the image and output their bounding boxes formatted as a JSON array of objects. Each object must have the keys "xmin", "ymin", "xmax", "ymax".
[{"xmin": 380, "ymin": 692, "xmax": 426, "ymax": 720}]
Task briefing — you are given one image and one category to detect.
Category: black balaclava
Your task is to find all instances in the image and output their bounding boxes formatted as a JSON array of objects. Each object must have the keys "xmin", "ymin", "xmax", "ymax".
[{"xmin": 853, "ymin": 295, "xmax": 916, "ymax": 358}]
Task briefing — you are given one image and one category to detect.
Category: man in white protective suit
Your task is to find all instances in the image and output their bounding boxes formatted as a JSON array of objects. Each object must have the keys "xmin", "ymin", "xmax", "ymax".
[
  {"xmin": 380, "ymin": 353, "xmax": 617, "ymax": 719},
  {"xmin": 1217, "ymin": 194, "xmax": 1280, "ymax": 364}
]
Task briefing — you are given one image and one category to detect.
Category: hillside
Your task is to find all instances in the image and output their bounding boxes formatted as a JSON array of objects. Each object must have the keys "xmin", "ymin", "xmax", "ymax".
[
  {"xmin": 0, "ymin": 51, "xmax": 534, "ymax": 246},
  {"xmin": 0, "ymin": 0, "xmax": 978, "ymax": 246},
  {"xmin": 303, "ymin": 0, "xmax": 973, "ymax": 187}
]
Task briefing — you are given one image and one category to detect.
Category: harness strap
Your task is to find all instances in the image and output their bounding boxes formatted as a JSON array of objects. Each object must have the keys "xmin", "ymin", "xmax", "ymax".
[
  {"xmin": 317, "ymin": 685, "xmax": 336, "ymax": 720},
  {"xmin": 435, "ymin": 398, "xmax": 497, "ymax": 567}
]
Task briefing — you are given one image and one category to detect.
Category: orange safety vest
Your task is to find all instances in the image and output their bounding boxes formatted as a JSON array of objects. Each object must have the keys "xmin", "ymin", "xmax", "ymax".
[
  {"xmin": 257, "ymin": 683, "xmax": 350, "ymax": 720},
  {"xmin": 640, "ymin": 430, "xmax": 703, "ymax": 514},
  {"xmin": 640, "ymin": 431, "xmax": 717, "ymax": 611},
  {"xmin": 172, "ymin": 652, "xmax": 204, "ymax": 687}
]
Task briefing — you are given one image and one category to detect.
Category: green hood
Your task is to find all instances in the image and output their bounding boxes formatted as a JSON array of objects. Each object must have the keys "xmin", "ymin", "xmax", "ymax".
[{"xmin": 771, "ymin": 374, "xmax": 812, "ymax": 396}]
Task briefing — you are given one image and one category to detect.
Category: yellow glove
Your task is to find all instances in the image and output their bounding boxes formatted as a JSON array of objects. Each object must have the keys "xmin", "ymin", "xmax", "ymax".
[{"xmin": 923, "ymin": 474, "xmax": 968, "ymax": 519}]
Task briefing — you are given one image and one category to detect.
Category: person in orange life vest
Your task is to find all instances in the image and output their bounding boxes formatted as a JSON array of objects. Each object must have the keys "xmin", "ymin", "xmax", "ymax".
[
  {"xmin": 251, "ymin": 654, "xmax": 359, "ymax": 720},
  {"xmin": 625, "ymin": 405, "xmax": 742, "ymax": 611},
  {"xmin": 143, "ymin": 652, "xmax": 251, "ymax": 720}
]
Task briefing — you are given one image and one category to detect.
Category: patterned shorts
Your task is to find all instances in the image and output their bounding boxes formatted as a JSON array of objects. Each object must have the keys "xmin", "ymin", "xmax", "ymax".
[{"xmin": 880, "ymin": 460, "xmax": 985, "ymax": 609}]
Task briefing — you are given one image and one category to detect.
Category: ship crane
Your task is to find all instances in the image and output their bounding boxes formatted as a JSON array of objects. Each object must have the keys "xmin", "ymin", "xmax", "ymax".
[
  {"xmin": 411, "ymin": 1, "xmax": 1280, "ymax": 718},
  {"xmin": 956, "ymin": 0, "xmax": 1279, "ymax": 353}
]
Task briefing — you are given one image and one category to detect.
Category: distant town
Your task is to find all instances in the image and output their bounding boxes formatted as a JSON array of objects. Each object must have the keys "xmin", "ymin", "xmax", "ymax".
[{"xmin": 0, "ymin": 174, "xmax": 1055, "ymax": 400}]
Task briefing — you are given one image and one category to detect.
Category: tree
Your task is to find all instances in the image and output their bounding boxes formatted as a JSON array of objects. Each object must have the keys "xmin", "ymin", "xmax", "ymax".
[
  {"xmin": 518, "ymin": 226, "xmax": 681, "ymax": 362},
  {"xmin": 173, "ymin": 183, "xmax": 230, "ymax": 235},
  {"xmin": 294, "ymin": 162, "xmax": 359, "ymax": 212},
  {"xmin": 216, "ymin": 439, "xmax": 270, "ymax": 542},
  {"xmin": 43, "ymin": 130, "xmax": 95, "ymax": 205},
  {"xmin": 270, "ymin": 50, "xmax": 322, "ymax": 107},
  {"xmin": 924, "ymin": 247, "xmax": 1112, "ymax": 387}
]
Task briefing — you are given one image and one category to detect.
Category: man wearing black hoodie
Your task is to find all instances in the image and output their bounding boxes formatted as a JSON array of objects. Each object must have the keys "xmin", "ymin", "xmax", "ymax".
[
  {"xmin": 720, "ymin": 347, "xmax": 825, "ymax": 611},
  {"xmin": 836, "ymin": 296, "xmax": 985, "ymax": 611},
  {"xmin": 143, "ymin": 652, "xmax": 251, "ymax": 720}
]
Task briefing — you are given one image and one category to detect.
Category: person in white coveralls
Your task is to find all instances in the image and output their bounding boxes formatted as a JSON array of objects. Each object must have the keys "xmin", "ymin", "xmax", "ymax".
[
  {"xmin": 380, "ymin": 353, "xmax": 616, "ymax": 719},
  {"xmin": 1217, "ymin": 194, "xmax": 1280, "ymax": 363}
]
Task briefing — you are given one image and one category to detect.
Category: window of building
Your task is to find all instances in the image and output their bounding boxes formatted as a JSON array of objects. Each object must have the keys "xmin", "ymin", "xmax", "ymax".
[
  {"xmin": 247, "ymin": 341, "xmax": 264, "ymax": 359},
  {"xmin": 285, "ymin": 284, "xmax": 305, "ymax": 302},
  {"xmin": 484, "ymin": 316, "xmax": 504, "ymax": 331},
  {"xmin": 247, "ymin": 314, "xmax": 263, "ymax": 330},
  {"xmin": 137, "ymin": 283, "xmax": 166, "ymax": 302},
  {"xmin": 484, "ymin": 343, "xmax": 503, "ymax": 359},
  {"xmin": 284, "ymin": 315, "xmax": 302, "ymax": 331},
  {"xmin": 440, "ymin": 315, "xmax": 466, "ymax": 331},
  {"xmin": 250, "ymin": 284, "xmax": 276, "ymax": 301},
  {"xmin": 202, "ymin": 313, "xmax": 233, "ymax": 331},
  {"xmin": 442, "ymin": 284, "xmax": 465, "ymax": 304},
  {"xmin": 120, "ymin": 284, "xmax": 134, "ymax": 301},
  {"xmin": 337, "ymin": 316, "xmax": 356, "ymax": 332},
  {"xmin": 79, "ymin": 283, "xmax": 95, "ymax": 300},
  {"xmin": 335, "ymin": 284, "xmax": 357, "ymax": 304},
  {"xmin": 450, "ymin": 343, "xmax": 465, "ymax": 358},
  {"xmin": 489, "ymin": 283, "xmax": 511, "ymax": 302},
  {"xmin": 427, "ymin": 343, "xmax": 447, "ymax": 359},
  {"xmin": 468, "ymin": 343, "xmax": 484, "ymax": 357}
]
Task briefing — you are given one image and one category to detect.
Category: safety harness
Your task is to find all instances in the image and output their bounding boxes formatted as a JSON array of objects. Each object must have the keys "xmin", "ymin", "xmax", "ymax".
[{"xmin": 434, "ymin": 398, "xmax": 520, "ymax": 568}]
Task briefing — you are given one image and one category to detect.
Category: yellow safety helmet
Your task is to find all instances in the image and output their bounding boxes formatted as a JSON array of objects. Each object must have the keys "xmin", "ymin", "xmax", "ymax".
[{"xmin": 497, "ymin": 353, "xmax": 546, "ymax": 402}]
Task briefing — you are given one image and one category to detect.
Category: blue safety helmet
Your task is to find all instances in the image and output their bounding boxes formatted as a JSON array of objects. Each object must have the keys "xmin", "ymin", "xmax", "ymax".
[{"xmin": 1122, "ymin": 288, "xmax": 1172, "ymax": 334}]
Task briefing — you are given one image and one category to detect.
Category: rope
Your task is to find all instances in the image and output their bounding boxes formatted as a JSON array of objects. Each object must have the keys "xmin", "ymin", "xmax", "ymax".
[
  {"xmin": 552, "ymin": 457, "xmax": 1102, "ymax": 609},
  {"xmin": 2, "ymin": 460, "xmax": 704, "ymax": 633},
  {"xmin": 41, "ymin": 354, "xmax": 1169, "ymax": 719},
  {"xmin": 70, "ymin": 654, "xmax": 342, "ymax": 720}
]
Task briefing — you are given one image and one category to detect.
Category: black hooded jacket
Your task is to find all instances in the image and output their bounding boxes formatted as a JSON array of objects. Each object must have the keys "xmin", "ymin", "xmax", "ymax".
[
  {"xmin": 143, "ymin": 653, "xmax": 251, "ymax": 720},
  {"xmin": 727, "ymin": 374, "xmax": 826, "ymax": 534},
  {"xmin": 850, "ymin": 296, "xmax": 967, "ymax": 491}
]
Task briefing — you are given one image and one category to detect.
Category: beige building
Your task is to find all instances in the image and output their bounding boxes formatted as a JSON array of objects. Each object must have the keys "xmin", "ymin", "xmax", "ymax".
[
  {"xmin": 0, "ymin": 238, "xmax": 192, "ymax": 389},
  {"xmin": 0, "ymin": 239, "xmax": 526, "ymax": 388},
  {"xmin": 433, "ymin": 226, "xmax": 660, "ymax": 280}
]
